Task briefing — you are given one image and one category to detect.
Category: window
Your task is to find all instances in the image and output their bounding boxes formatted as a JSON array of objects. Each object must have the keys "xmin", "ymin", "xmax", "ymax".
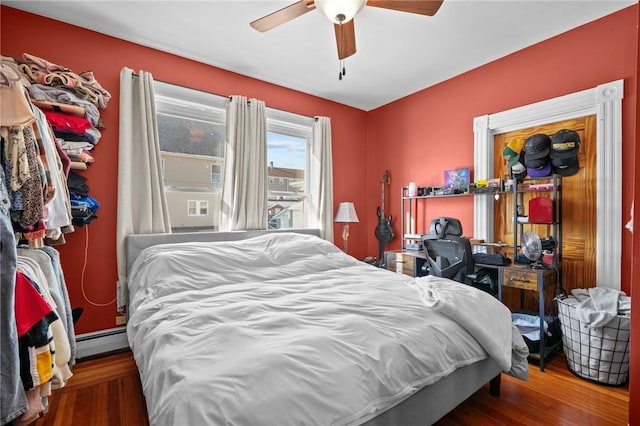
[
  {"xmin": 211, "ymin": 163, "xmax": 221, "ymax": 184},
  {"xmin": 154, "ymin": 81, "xmax": 226, "ymax": 232},
  {"xmin": 188, "ymin": 200, "xmax": 209, "ymax": 216},
  {"xmin": 154, "ymin": 81, "xmax": 313, "ymax": 232},
  {"xmin": 266, "ymin": 108, "xmax": 311, "ymax": 230}
]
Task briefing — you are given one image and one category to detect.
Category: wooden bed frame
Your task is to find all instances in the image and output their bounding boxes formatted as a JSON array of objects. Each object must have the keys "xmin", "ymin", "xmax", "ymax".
[{"xmin": 125, "ymin": 229, "xmax": 501, "ymax": 425}]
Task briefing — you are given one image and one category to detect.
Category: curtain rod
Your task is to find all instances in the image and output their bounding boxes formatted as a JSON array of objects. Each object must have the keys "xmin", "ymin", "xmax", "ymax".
[{"xmin": 131, "ymin": 71, "xmax": 316, "ymax": 121}]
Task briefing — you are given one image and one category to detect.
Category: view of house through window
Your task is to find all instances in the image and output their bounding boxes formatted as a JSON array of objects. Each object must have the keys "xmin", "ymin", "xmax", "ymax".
[
  {"xmin": 154, "ymin": 81, "xmax": 312, "ymax": 233},
  {"xmin": 266, "ymin": 129, "xmax": 308, "ymax": 230}
]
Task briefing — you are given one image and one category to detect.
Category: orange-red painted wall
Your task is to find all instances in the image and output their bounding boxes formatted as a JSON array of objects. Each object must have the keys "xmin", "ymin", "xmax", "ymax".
[
  {"xmin": 0, "ymin": 6, "xmax": 368, "ymax": 334},
  {"xmin": 367, "ymin": 6, "xmax": 638, "ymax": 297},
  {"xmin": 366, "ymin": 7, "xmax": 638, "ymax": 420}
]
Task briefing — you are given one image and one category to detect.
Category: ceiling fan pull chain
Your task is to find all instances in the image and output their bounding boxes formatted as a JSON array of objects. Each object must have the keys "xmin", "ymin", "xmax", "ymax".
[{"xmin": 338, "ymin": 60, "xmax": 347, "ymax": 80}]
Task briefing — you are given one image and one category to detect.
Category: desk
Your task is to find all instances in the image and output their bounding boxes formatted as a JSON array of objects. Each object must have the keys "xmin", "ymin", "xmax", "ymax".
[
  {"xmin": 384, "ymin": 249, "xmax": 427, "ymax": 277},
  {"xmin": 476, "ymin": 263, "xmax": 559, "ymax": 371}
]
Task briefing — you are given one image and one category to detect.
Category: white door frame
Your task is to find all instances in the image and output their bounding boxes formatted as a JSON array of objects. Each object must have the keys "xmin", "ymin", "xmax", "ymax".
[{"xmin": 473, "ymin": 79, "xmax": 623, "ymax": 290}]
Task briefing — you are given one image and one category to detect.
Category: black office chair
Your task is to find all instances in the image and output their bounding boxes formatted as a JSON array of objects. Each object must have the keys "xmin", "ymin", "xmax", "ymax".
[{"xmin": 421, "ymin": 217, "xmax": 497, "ymax": 294}]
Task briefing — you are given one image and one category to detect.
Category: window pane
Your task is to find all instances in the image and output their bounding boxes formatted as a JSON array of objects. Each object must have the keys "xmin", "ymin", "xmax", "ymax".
[
  {"xmin": 153, "ymin": 82, "xmax": 315, "ymax": 233},
  {"xmin": 211, "ymin": 164, "xmax": 221, "ymax": 184},
  {"xmin": 199, "ymin": 201, "xmax": 209, "ymax": 216},
  {"xmin": 155, "ymin": 81, "xmax": 226, "ymax": 233},
  {"xmin": 267, "ymin": 131, "xmax": 308, "ymax": 230}
]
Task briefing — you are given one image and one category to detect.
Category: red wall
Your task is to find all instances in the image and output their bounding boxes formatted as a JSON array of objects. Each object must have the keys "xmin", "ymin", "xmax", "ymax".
[
  {"xmin": 367, "ymin": 7, "xmax": 638, "ymax": 420},
  {"xmin": 0, "ymin": 6, "xmax": 368, "ymax": 334},
  {"xmin": 367, "ymin": 6, "xmax": 638, "ymax": 297}
]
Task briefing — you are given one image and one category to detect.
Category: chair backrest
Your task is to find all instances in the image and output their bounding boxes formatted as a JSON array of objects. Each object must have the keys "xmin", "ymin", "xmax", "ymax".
[
  {"xmin": 421, "ymin": 217, "xmax": 473, "ymax": 283},
  {"xmin": 422, "ymin": 217, "xmax": 463, "ymax": 240}
]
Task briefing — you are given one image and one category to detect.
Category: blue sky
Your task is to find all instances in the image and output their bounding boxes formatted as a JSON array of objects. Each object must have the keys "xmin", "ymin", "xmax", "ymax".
[{"xmin": 267, "ymin": 132, "xmax": 306, "ymax": 170}]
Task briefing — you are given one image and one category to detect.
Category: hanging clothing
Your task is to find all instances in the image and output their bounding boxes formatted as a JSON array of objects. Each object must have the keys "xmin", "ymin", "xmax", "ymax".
[
  {"xmin": 18, "ymin": 248, "xmax": 75, "ymax": 366},
  {"xmin": 0, "ymin": 165, "xmax": 27, "ymax": 426},
  {"xmin": 16, "ymin": 257, "xmax": 73, "ymax": 387},
  {"xmin": 31, "ymin": 106, "xmax": 73, "ymax": 232},
  {"xmin": 39, "ymin": 245, "xmax": 77, "ymax": 364}
]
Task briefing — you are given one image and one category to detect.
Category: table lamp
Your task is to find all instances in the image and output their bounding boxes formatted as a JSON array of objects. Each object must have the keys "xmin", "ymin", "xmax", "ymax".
[{"xmin": 334, "ymin": 202, "xmax": 359, "ymax": 254}]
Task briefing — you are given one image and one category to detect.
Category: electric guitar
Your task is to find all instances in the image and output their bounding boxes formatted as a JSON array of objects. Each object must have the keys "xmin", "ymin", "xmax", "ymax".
[{"xmin": 375, "ymin": 170, "xmax": 395, "ymax": 266}]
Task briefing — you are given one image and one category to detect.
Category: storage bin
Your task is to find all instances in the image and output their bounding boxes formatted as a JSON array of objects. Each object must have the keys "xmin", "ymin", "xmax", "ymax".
[
  {"xmin": 528, "ymin": 197, "xmax": 554, "ymax": 223},
  {"xmin": 512, "ymin": 313, "xmax": 561, "ymax": 354},
  {"xmin": 556, "ymin": 295, "xmax": 630, "ymax": 386}
]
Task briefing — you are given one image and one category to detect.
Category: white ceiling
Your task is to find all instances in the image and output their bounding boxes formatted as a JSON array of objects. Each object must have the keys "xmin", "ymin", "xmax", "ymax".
[{"xmin": 4, "ymin": 0, "xmax": 637, "ymax": 111}]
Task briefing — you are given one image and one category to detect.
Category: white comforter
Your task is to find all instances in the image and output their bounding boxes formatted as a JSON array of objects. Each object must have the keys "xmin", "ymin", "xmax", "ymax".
[{"xmin": 127, "ymin": 232, "xmax": 526, "ymax": 426}]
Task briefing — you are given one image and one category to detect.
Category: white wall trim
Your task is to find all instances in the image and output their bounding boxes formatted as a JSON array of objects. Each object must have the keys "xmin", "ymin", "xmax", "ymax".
[
  {"xmin": 473, "ymin": 79, "xmax": 623, "ymax": 289},
  {"xmin": 75, "ymin": 326, "xmax": 129, "ymax": 359}
]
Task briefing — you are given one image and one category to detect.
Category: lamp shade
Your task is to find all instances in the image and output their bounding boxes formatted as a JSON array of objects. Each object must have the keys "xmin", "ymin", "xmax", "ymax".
[
  {"xmin": 315, "ymin": 0, "xmax": 367, "ymax": 24},
  {"xmin": 334, "ymin": 202, "xmax": 359, "ymax": 223}
]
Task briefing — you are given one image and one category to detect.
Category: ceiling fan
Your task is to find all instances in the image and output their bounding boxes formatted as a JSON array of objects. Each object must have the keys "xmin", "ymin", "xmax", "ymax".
[{"xmin": 250, "ymin": 0, "xmax": 443, "ymax": 77}]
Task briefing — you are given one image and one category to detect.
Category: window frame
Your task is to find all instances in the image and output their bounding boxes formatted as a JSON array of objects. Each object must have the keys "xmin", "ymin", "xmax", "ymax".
[
  {"xmin": 153, "ymin": 81, "xmax": 315, "ymax": 231},
  {"xmin": 187, "ymin": 200, "xmax": 209, "ymax": 216},
  {"xmin": 266, "ymin": 107, "xmax": 313, "ymax": 229},
  {"xmin": 211, "ymin": 163, "xmax": 221, "ymax": 184}
]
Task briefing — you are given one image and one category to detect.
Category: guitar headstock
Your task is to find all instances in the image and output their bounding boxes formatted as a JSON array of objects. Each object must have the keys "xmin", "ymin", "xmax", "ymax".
[{"xmin": 381, "ymin": 170, "xmax": 390, "ymax": 185}]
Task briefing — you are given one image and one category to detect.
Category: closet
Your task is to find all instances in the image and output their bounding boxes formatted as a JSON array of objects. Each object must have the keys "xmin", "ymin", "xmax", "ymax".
[{"xmin": 1, "ymin": 53, "xmax": 109, "ymax": 426}]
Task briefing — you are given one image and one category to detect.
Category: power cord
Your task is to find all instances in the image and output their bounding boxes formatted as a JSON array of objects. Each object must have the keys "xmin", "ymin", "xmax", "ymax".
[{"xmin": 80, "ymin": 225, "xmax": 116, "ymax": 307}]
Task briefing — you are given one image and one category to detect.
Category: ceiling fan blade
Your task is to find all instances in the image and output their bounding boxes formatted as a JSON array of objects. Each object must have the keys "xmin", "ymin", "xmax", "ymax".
[
  {"xmin": 334, "ymin": 19, "xmax": 356, "ymax": 60},
  {"xmin": 366, "ymin": 0, "xmax": 443, "ymax": 16},
  {"xmin": 250, "ymin": 0, "xmax": 316, "ymax": 32}
]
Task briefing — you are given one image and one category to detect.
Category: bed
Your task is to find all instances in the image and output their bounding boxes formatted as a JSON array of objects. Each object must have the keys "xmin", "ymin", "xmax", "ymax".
[{"xmin": 125, "ymin": 230, "xmax": 528, "ymax": 426}]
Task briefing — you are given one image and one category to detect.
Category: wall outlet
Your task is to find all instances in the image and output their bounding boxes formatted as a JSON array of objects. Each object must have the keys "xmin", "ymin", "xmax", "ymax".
[{"xmin": 115, "ymin": 315, "xmax": 127, "ymax": 326}]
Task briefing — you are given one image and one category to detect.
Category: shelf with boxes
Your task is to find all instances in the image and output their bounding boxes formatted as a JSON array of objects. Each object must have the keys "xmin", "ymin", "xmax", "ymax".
[
  {"xmin": 400, "ymin": 185, "xmax": 473, "ymax": 252},
  {"xmin": 511, "ymin": 174, "xmax": 563, "ymax": 277},
  {"xmin": 399, "ymin": 184, "xmax": 503, "ymax": 252},
  {"xmin": 505, "ymin": 173, "xmax": 563, "ymax": 371},
  {"xmin": 384, "ymin": 182, "xmax": 500, "ymax": 278}
]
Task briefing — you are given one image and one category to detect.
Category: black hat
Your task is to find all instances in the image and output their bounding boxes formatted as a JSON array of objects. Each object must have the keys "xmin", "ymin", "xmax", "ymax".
[
  {"xmin": 523, "ymin": 134, "xmax": 551, "ymax": 165},
  {"xmin": 551, "ymin": 129, "xmax": 580, "ymax": 159},
  {"xmin": 523, "ymin": 155, "xmax": 548, "ymax": 169},
  {"xmin": 551, "ymin": 156, "xmax": 580, "ymax": 176}
]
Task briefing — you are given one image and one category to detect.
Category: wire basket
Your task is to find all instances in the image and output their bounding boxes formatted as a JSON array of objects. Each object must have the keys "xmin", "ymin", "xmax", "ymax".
[{"xmin": 555, "ymin": 295, "xmax": 630, "ymax": 386}]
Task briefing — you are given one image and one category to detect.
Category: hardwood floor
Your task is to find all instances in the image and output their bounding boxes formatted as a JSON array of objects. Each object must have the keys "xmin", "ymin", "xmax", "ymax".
[{"xmin": 33, "ymin": 350, "xmax": 628, "ymax": 426}]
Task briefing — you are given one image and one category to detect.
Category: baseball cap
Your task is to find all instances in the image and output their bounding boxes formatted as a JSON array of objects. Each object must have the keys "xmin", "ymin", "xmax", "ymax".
[
  {"xmin": 512, "ymin": 160, "xmax": 527, "ymax": 181},
  {"xmin": 551, "ymin": 156, "xmax": 579, "ymax": 176},
  {"xmin": 523, "ymin": 134, "xmax": 551, "ymax": 164},
  {"xmin": 503, "ymin": 138, "xmax": 525, "ymax": 168},
  {"xmin": 551, "ymin": 129, "xmax": 580, "ymax": 159},
  {"xmin": 523, "ymin": 155, "xmax": 548, "ymax": 169},
  {"xmin": 527, "ymin": 162, "xmax": 552, "ymax": 178}
]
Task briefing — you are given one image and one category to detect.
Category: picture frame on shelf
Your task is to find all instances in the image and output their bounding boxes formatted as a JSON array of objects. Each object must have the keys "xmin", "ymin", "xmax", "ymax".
[{"xmin": 444, "ymin": 168, "xmax": 470, "ymax": 194}]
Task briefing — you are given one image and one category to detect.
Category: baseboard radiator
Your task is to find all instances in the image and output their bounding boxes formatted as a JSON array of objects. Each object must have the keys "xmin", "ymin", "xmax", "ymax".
[{"xmin": 75, "ymin": 326, "xmax": 129, "ymax": 360}]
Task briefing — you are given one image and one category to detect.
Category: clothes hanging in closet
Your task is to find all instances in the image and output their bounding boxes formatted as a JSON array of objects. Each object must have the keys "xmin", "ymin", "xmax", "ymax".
[
  {"xmin": 1, "ymin": 55, "xmax": 77, "ymax": 426},
  {"xmin": 0, "ymin": 163, "xmax": 27, "ymax": 426}
]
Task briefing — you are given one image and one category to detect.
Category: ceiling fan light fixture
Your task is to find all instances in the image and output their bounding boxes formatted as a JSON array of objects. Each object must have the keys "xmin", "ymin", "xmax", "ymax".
[{"xmin": 315, "ymin": 0, "xmax": 367, "ymax": 24}]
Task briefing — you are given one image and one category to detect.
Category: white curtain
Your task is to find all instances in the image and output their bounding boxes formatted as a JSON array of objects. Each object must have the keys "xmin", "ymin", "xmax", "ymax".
[
  {"xmin": 309, "ymin": 116, "xmax": 334, "ymax": 242},
  {"xmin": 116, "ymin": 68, "xmax": 171, "ymax": 288},
  {"xmin": 219, "ymin": 95, "xmax": 267, "ymax": 230}
]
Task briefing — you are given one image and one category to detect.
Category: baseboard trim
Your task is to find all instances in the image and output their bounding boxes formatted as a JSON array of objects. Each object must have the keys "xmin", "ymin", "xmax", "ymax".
[{"xmin": 76, "ymin": 326, "xmax": 129, "ymax": 360}]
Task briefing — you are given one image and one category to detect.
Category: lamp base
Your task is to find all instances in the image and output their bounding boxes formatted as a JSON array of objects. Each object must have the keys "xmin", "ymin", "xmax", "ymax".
[{"xmin": 342, "ymin": 224, "xmax": 350, "ymax": 254}]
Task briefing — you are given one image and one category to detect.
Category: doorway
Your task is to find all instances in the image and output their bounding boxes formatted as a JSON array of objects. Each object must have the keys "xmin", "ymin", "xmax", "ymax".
[
  {"xmin": 493, "ymin": 116, "xmax": 596, "ymax": 299},
  {"xmin": 473, "ymin": 79, "xmax": 623, "ymax": 290}
]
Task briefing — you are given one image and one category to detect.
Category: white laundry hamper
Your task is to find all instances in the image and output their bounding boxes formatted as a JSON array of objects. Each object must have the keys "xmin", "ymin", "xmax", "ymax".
[{"xmin": 555, "ymin": 295, "xmax": 630, "ymax": 386}]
